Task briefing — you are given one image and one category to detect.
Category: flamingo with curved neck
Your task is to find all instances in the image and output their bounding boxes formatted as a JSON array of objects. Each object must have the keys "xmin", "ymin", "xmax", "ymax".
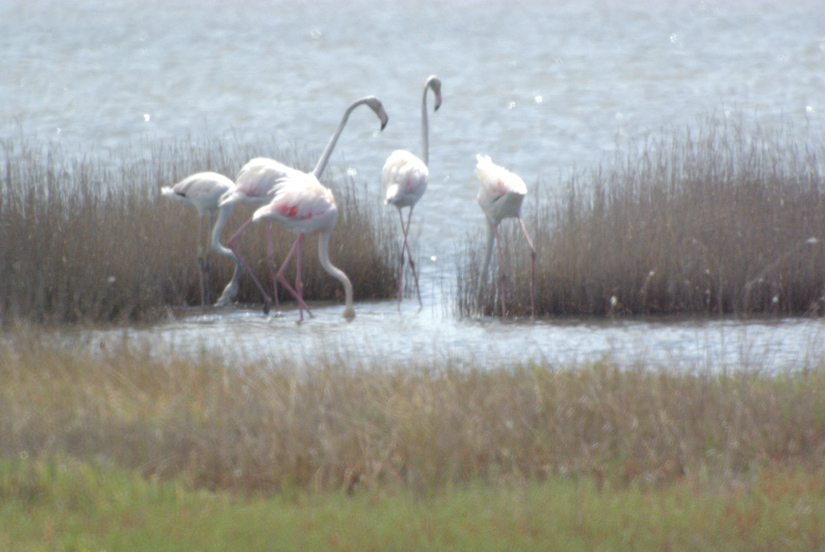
[
  {"xmin": 251, "ymin": 171, "xmax": 354, "ymax": 321},
  {"xmin": 161, "ymin": 172, "xmax": 242, "ymax": 308},
  {"xmin": 217, "ymin": 96, "xmax": 388, "ymax": 314},
  {"xmin": 382, "ymin": 75, "xmax": 442, "ymax": 310}
]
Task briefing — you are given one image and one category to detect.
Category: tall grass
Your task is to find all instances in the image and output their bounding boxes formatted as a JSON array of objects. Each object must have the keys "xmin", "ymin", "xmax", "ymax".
[
  {"xmin": 2, "ymin": 329, "xmax": 824, "ymax": 495},
  {"xmin": 0, "ymin": 135, "xmax": 398, "ymax": 324},
  {"xmin": 459, "ymin": 117, "xmax": 825, "ymax": 317}
]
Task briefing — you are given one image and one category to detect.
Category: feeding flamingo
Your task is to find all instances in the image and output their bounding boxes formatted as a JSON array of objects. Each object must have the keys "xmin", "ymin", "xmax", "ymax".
[
  {"xmin": 382, "ymin": 75, "xmax": 441, "ymax": 309},
  {"xmin": 219, "ymin": 96, "xmax": 388, "ymax": 314},
  {"xmin": 473, "ymin": 154, "xmax": 536, "ymax": 318},
  {"xmin": 161, "ymin": 172, "xmax": 242, "ymax": 308},
  {"xmin": 251, "ymin": 171, "xmax": 354, "ymax": 321}
]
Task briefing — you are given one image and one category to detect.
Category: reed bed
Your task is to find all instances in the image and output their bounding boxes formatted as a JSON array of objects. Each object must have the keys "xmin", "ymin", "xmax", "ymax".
[
  {"xmin": 459, "ymin": 118, "xmax": 825, "ymax": 317},
  {"xmin": 0, "ymin": 135, "xmax": 398, "ymax": 324},
  {"xmin": 2, "ymin": 330, "xmax": 824, "ymax": 495}
]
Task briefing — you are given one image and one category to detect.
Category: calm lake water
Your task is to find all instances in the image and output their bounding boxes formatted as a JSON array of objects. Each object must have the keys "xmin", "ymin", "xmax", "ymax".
[{"xmin": 3, "ymin": 0, "xmax": 825, "ymax": 370}]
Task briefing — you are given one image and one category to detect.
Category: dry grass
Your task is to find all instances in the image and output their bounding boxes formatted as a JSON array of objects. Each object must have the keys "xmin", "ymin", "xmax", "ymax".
[
  {"xmin": 0, "ymin": 136, "xmax": 398, "ymax": 324},
  {"xmin": 2, "ymin": 328, "xmax": 824, "ymax": 495},
  {"xmin": 459, "ymin": 117, "xmax": 825, "ymax": 317}
]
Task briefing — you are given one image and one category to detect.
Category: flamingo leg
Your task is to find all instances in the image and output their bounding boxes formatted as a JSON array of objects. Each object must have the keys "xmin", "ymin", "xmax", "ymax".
[
  {"xmin": 518, "ymin": 216, "xmax": 536, "ymax": 318},
  {"xmin": 403, "ymin": 206, "xmax": 422, "ymax": 309},
  {"xmin": 395, "ymin": 209, "xmax": 406, "ymax": 308},
  {"xmin": 265, "ymin": 221, "xmax": 280, "ymax": 310},
  {"xmin": 493, "ymin": 223, "xmax": 507, "ymax": 318},
  {"xmin": 226, "ymin": 218, "xmax": 274, "ymax": 313},
  {"xmin": 275, "ymin": 233, "xmax": 313, "ymax": 320}
]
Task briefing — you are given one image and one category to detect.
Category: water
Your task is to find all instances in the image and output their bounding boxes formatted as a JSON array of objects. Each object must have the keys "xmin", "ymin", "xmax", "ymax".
[{"xmin": 3, "ymin": 0, "xmax": 825, "ymax": 370}]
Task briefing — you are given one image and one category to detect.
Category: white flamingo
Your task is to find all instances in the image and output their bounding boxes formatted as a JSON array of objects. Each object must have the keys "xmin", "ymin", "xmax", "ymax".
[
  {"xmin": 473, "ymin": 154, "xmax": 536, "ymax": 318},
  {"xmin": 382, "ymin": 75, "xmax": 441, "ymax": 309},
  {"xmin": 161, "ymin": 172, "xmax": 242, "ymax": 308},
  {"xmin": 219, "ymin": 96, "xmax": 389, "ymax": 314},
  {"xmin": 251, "ymin": 171, "xmax": 354, "ymax": 321}
]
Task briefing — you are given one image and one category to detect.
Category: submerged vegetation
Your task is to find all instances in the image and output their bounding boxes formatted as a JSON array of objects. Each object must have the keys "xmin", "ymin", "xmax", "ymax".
[
  {"xmin": 461, "ymin": 118, "xmax": 825, "ymax": 318},
  {"xmin": 0, "ymin": 135, "xmax": 398, "ymax": 324}
]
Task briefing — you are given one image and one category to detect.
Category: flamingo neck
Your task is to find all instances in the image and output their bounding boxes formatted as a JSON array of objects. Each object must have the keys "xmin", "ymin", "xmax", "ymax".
[
  {"xmin": 318, "ymin": 231, "xmax": 355, "ymax": 319},
  {"xmin": 313, "ymin": 98, "xmax": 365, "ymax": 179},
  {"xmin": 420, "ymin": 85, "xmax": 430, "ymax": 167},
  {"xmin": 210, "ymin": 204, "xmax": 237, "ymax": 260}
]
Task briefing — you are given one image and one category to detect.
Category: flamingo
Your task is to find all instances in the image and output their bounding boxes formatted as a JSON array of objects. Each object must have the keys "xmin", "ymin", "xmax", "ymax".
[
  {"xmin": 382, "ymin": 75, "xmax": 441, "ymax": 309},
  {"xmin": 160, "ymin": 172, "xmax": 242, "ymax": 307},
  {"xmin": 219, "ymin": 96, "xmax": 388, "ymax": 314},
  {"xmin": 473, "ymin": 154, "xmax": 536, "ymax": 318},
  {"xmin": 251, "ymin": 171, "xmax": 354, "ymax": 321}
]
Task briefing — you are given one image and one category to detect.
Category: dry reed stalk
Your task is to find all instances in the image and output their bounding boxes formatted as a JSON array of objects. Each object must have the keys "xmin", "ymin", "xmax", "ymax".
[{"xmin": 2, "ymin": 331, "xmax": 824, "ymax": 495}]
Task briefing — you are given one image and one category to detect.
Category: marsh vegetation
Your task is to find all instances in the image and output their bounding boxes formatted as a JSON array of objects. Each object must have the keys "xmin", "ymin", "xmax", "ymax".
[
  {"xmin": 0, "ymin": 136, "xmax": 399, "ymax": 324},
  {"xmin": 460, "ymin": 119, "xmax": 825, "ymax": 318}
]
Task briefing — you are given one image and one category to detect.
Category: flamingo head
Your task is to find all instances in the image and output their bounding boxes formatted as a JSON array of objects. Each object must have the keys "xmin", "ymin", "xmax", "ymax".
[{"xmin": 426, "ymin": 75, "xmax": 442, "ymax": 112}]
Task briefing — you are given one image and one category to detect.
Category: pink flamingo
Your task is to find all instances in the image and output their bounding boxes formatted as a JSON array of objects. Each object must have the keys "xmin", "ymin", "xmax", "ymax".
[
  {"xmin": 251, "ymin": 171, "xmax": 354, "ymax": 321},
  {"xmin": 219, "ymin": 96, "xmax": 388, "ymax": 314},
  {"xmin": 382, "ymin": 75, "xmax": 441, "ymax": 309},
  {"xmin": 473, "ymin": 154, "xmax": 536, "ymax": 318},
  {"xmin": 161, "ymin": 172, "xmax": 242, "ymax": 308}
]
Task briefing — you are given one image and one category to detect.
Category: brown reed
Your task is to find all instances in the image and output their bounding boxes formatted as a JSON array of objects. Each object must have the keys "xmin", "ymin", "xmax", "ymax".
[
  {"xmin": 2, "ymin": 330, "xmax": 824, "ymax": 495},
  {"xmin": 0, "ymin": 136, "xmax": 398, "ymax": 324},
  {"xmin": 459, "ymin": 117, "xmax": 825, "ymax": 317}
]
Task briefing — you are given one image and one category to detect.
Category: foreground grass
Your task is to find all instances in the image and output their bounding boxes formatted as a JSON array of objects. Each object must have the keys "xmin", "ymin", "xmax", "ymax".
[
  {"xmin": 2, "ymin": 457, "xmax": 824, "ymax": 552},
  {"xmin": 3, "ymin": 327, "xmax": 825, "ymax": 494}
]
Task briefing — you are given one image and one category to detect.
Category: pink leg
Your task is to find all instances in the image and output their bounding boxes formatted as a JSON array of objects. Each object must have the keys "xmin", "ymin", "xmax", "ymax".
[
  {"xmin": 396, "ymin": 207, "xmax": 422, "ymax": 309},
  {"xmin": 276, "ymin": 233, "xmax": 313, "ymax": 321},
  {"xmin": 227, "ymin": 218, "xmax": 274, "ymax": 313},
  {"xmin": 493, "ymin": 223, "xmax": 507, "ymax": 318},
  {"xmin": 265, "ymin": 222, "xmax": 280, "ymax": 310},
  {"xmin": 518, "ymin": 217, "xmax": 536, "ymax": 318}
]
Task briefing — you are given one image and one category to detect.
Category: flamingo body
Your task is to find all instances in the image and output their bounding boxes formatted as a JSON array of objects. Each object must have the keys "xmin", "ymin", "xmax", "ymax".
[
  {"xmin": 475, "ymin": 154, "xmax": 527, "ymax": 222},
  {"xmin": 253, "ymin": 171, "xmax": 354, "ymax": 321},
  {"xmin": 474, "ymin": 154, "xmax": 536, "ymax": 318},
  {"xmin": 382, "ymin": 75, "xmax": 441, "ymax": 309},
  {"xmin": 383, "ymin": 150, "xmax": 428, "ymax": 208},
  {"xmin": 161, "ymin": 172, "xmax": 242, "ymax": 307}
]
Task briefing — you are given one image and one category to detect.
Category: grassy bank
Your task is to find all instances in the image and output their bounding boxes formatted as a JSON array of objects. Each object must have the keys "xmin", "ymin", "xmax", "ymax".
[
  {"xmin": 0, "ymin": 136, "xmax": 398, "ymax": 324},
  {"xmin": 2, "ymin": 456, "xmax": 823, "ymax": 551},
  {"xmin": 1, "ymin": 332, "xmax": 825, "ymax": 549},
  {"xmin": 460, "ymin": 118, "xmax": 825, "ymax": 317},
  {"xmin": 2, "ymin": 329, "xmax": 824, "ymax": 495}
]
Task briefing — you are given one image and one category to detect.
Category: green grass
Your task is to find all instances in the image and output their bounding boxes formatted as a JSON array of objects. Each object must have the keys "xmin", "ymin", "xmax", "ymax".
[{"xmin": 2, "ymin": 456, "xmax": 823, "ymax": 551}]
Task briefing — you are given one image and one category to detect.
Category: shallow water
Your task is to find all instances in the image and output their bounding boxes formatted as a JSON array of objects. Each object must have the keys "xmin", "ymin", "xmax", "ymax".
[{"xmin": 4, "ymin": 0, "xmax": 825, "ymax": 370}]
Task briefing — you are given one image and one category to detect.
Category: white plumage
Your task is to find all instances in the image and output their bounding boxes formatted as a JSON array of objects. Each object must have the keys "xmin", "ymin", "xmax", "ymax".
[
  {"xmin": 215, "ymin": 96, "xmax": 388, "ymax": 315},
  {"xmin": 473, "ymin": 154, "xmax": 536, "ymax": 318},
  {"xmin": 161, "ymin": 172, "xmax": 242, "ymax": 307},
  {"xmin": 382, "ymin": 75, "xmax": 441, "ymax": 309},
  {"xmin": 252, "ymin": 171, "xmax": 353, "ymax": 322}
]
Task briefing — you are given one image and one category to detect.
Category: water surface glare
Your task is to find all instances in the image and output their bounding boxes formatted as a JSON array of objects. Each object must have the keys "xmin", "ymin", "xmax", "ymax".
[{"xmin": 79, "ymin": 302, "xmax": 825, "ymax": 373}]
